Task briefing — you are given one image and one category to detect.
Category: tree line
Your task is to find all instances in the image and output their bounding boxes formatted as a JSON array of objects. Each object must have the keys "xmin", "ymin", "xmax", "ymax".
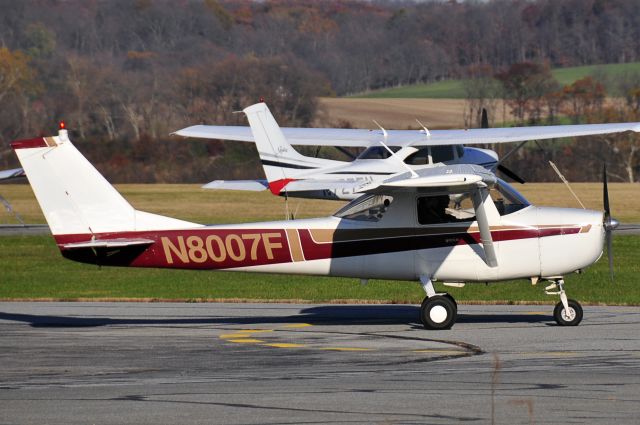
[{"xmin": 0, "ymin": 0, "xmax": 639, "ymax": 182}]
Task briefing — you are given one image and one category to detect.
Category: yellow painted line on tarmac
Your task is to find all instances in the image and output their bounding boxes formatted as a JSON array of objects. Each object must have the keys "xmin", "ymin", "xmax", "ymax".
[
  {"xmin": 282, "ymin": 323, "xmax": 312, "ymax": 328},
  {"xmin": 523, "ymin": 311, "xmax": 548, "ymax": 315},
  {"xmin": 219, "ymin": 333, "xmax": 248, "ymax": 339},
  {"xmin": 262, "ymin": 343, "xmax": 306, "ymax": 348},
  {"xmin": 228, "ymin": 338, "xmax": 264, "ymax": 343},
  {"xmin": 320, "ymin": 347, "xmax": 373, "ymax": 352}
]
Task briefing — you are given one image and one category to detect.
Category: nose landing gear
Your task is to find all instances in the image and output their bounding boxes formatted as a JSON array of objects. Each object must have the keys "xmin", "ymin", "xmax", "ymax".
[{"xmin": 545, "ymin": 278, "xmax": 583, "ymax": 326}]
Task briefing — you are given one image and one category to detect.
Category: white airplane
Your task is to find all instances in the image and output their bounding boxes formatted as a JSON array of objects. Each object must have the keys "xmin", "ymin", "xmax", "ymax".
[
  {"xmin": 0, "ymin": 167, "xmax": 25, "ymax": 180},
  {"xmin": 12, "ymin": 124, "xmax": 621, "ymax": 329},
  {"xmin": 175, "ymin": 102, "xmax": 640, "ymax": 201},
  {"xmin": 0, "ymin": 167, "xmax": 26, "ymax": 224}
]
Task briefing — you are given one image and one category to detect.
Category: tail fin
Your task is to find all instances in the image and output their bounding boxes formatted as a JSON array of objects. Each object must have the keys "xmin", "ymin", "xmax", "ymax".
[
  {"xmin": 243, "ymin": 103, "xmax": 327, "ymax": 194},
  {"xmin": 12, "ymin": 129, "xmax": 198, "ymax": 236}
]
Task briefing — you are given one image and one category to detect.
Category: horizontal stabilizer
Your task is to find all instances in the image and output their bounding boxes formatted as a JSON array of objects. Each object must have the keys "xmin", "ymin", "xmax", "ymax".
[
  {"xmin": 62, "ymin": 238, "xmax": 155, "ymax": 250},
  {"xmin": 202, "ymin": 179, "xmax": 269, "ymax": 191},
  {"xmin": 0, "ymin": 167, "xmax": 25, "ymax": 180}
]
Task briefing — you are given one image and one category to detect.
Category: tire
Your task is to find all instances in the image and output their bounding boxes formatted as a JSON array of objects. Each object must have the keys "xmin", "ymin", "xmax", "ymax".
[
  {"xmin": 420, "ymin": 295, "xmax": 457, "ymax": 330},
  {"xmin": 443, "ymin": 293, "xmax": 458, "ymax": 314},
  {"xmin": 553, "ymin": 299, "xmax": 583, "ymax": 326}
]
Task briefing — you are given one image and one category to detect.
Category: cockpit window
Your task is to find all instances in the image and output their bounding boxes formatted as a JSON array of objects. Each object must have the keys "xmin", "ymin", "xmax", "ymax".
[
  {"xmin": 404, "ymin": 147, "xmax": 430, "ymax": 165},
  {"xmin": 490, "ymin": 179, "xmax": 530, "ymax": 215},
  {"xmin": 417, "ymin": 193, "xmax": 475, "ymax": 225},
  {"xmin": 357, "ymin": 146, "xmax": 401, "ymax": 160},
  {"xmin": 404, "ymin": 145, "xmax": 457, "ymax": 165},
  {"xmin": 430, "ymin": 145, "xmax": 455, "ymax": 163},
  {"xmin": 334, "ymin": 194, "xmax": 393, "ymax": 222},
  {"xmin": 416, "ymin": 180, "xmax": 530, "ymax": 224}
]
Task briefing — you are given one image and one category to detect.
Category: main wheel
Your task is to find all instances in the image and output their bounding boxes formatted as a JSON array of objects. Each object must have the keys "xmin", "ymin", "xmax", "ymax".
[
  {"xmin": 553, "ymin": 299, "xmax": 583, "ymax": 326},
  {"xmin": 443, "ymin": 293, "xmax": 458, "ymax": 314},
  {"xmin": 420, "ymin": 295, "xmax": 457, "ymax": 330}
]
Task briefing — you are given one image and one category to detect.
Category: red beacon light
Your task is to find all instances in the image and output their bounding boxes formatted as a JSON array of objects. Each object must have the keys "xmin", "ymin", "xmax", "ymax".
[{"xmin": 59, "ymin": 121, "xmax": 66, "ymax": 130}]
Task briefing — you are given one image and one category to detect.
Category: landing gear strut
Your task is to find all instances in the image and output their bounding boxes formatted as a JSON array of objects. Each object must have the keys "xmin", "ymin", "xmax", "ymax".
[
  {"xmin": 419, "ymin": 276, "xmax": 457, "ymax": 330},
  {"xmin": 545, "ymin": 278, "xmax": 583, "ymax": 326}
]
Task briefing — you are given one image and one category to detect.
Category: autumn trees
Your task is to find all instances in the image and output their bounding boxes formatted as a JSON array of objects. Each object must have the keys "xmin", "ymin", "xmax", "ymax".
[{"xmin": 0, "ymin": 0, "xmax": 639, "ymax": 182}]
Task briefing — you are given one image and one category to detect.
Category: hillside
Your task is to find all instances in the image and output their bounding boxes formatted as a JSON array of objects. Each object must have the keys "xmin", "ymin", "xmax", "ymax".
[{"xmin": 357, "ymin": 62, "xmax": 640, "ymax": 99}]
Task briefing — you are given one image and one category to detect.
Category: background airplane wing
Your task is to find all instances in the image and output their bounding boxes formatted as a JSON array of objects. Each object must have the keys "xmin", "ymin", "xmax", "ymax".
[
  {"xmin": 202, "ymin": 179, "xmax": 268, "ymax": 191},
  {"xmin": 357, "ymin": 164, "xmax": 497, "ymax": 194},
  {"xmin": 0, "ymin": 167, "xmax": 25, "ymax": 180},
  {"xmin": 175, "ymin": 122, "xmax": 640, "ymax": 147}
]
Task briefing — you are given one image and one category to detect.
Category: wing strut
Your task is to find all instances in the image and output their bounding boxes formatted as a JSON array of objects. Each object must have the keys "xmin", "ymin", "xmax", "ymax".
[
  {"xmin": 472, "ymin": 186, "xmax": 498, "ymax": 268},
  {"xmin": 372, "ymin": 120, "xmax": 418, "ymax": 178}
]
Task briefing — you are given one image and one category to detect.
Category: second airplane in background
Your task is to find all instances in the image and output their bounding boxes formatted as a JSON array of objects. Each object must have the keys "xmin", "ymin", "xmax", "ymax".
[{"xmin": 174, "ymin": 103, "xmax": 640, "ymax": 200}]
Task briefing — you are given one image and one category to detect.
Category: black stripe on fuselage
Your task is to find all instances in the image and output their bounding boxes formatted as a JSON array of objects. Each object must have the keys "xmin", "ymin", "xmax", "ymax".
[
  {"xmin": 327, "ymin": 171, "xmax": 394, "ymax": 175},
  {"xmin": 261, "ymin": 159, "xmax": 318, "ymax": 170}
]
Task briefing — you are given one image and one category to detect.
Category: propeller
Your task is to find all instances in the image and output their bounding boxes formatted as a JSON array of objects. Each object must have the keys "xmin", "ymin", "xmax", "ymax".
[
  {"xmin": 480, "ymin": 108, "xmax": 489, "ymax": 129},
  {"xmin": 602, "ymin": 164, "xmax": 619, "ymax": 280},
  {"xmin": 496, "ymin": 164, "xmax": 526, "ymax": 184}
]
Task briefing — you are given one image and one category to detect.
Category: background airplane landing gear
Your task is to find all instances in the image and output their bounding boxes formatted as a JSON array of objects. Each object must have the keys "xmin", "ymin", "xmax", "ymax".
[
  {"xmin": 420, "ymin": 295, "xmax": 457, "ymax": 330},
  {"xmin": 553, "ymin": 299, "xmax": 583, "ymax": 326}
]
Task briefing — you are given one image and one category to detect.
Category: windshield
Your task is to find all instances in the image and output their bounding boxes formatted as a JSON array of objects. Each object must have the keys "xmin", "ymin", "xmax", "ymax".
[
  {"xmin": 357, "ymin": 146, "xmax": 401, "ymax": 160},
  {"xmin": 491, "ymin": 179, "xmax": 530, "ymax": 215},
  {"xmin": 334, "ymin": 194, "xmax": 394, "ymax": 221}
]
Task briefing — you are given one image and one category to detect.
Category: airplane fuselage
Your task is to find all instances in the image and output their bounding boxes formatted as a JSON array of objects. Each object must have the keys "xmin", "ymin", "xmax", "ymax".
[{"xmin": 56, "ymin": 203, "xmax": 604, "ymax": 284}]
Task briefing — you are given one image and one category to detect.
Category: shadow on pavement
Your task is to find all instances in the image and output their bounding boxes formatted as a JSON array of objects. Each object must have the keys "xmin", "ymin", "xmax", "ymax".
[{"xmin": 0, "ymin": 304, "xmax": 553, "ymax": 328}]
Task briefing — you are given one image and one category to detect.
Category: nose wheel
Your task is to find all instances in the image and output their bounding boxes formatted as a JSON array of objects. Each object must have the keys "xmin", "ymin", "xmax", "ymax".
[
  {"xmin": 553, "ymin": 299, "xmax": 583, "ymax": 326},
  {"xmin": 545, "ymin": 278, "xmax": 583, "ymax": 326}
]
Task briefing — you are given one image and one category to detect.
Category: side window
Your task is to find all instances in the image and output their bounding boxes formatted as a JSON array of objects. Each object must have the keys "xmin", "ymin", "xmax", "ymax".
[
  {"xmin": 404, "ymin": 147, "xmax": 430, "ymax": 165},
  {"xmin": 417, "ymin": 194, "xmax": 475, "ymax": 225},
  {"xmin": 357, "ymin": 146, "xmax": 401, "ymax": 159},
  {"xmin": 430, "ymin": 145, "xmax": 455, "ymax": 163},
  {"xmin": 334, "ymin": 195, "xmax": 393, "ymax": 222}
]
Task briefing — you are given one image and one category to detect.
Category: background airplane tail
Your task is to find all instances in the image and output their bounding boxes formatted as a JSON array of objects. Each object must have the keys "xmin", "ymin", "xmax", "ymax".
[
  {"xmin": 243, "ymin": 103, "xmax": 325, "ymax": 194},
  {"xmin": 12, "ymin": 129, "xmax": 197, "ymax": 237}
]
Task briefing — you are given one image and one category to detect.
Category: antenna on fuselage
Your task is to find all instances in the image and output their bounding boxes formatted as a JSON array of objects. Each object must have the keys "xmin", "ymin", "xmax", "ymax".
[{"xmin": 372, "ymin": 120, "xmax": 418, "ymax": 178}]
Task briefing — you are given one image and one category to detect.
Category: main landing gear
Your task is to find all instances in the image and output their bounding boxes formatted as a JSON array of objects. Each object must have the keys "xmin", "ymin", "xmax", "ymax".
[
  {"xmin": 545, "ymin": 278, "xmax": 583, "ymax": 326},
  {"xmin": 419, "ymin": 276, "xmax": 457, "ymax": 330}
]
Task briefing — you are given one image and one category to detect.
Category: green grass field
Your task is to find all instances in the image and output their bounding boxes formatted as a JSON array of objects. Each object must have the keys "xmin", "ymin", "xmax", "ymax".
[
  {"xmin": 356, "ymin": 62, "xmax": 640, "ymax": 99},
  {"xmin": 1, "ymin": 183, "xmax": 638, "ymax": 304}
]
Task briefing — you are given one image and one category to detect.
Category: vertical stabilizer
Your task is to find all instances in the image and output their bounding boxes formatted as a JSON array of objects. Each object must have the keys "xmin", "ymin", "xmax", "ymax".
[
  {"xmin": 12, "ymin": 129, "xmax": 198, "ymax": 236},
  {"xmin": 243, "ymin": 103, "xmax": 323, "ymax": 193}
]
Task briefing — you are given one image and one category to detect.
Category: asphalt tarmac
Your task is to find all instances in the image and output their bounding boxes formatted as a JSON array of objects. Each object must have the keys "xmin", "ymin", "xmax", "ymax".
[{"xmin": 0, "ymin": 302, "xmax": 638, "ymax": 424}]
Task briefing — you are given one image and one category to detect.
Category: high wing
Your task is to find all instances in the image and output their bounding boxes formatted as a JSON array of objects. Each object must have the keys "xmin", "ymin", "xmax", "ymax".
[
  {"xmin": 357, "ymin": 164, "xmax": 499, "ymax": 267},
  {"xmin": 357, "ymin": 164, "xmax": 497, "ymax": 194},
  {"xmin": 0, "ymin": 167, "xmax": 25, "ymax": 180},
  {"xmin": 202, "ymin": 179, "xmax": 269, "ymax": 191},
  {"xmin": 174, "ymin": 122, "xmax": 640, "ymax": 148}
]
